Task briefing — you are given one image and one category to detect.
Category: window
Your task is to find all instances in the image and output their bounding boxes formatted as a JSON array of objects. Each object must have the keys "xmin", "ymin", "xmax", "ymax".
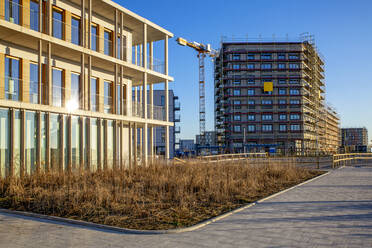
[
  {"xmin": 161, "ymin": 96, "xmax": 165, "ymax": 106},
  {"xmin": 117, "ymin": 36, "xmax": 121, "ymax": 59},
  {"xmin": 247, "ymin": 63, "xmax": 255, "ymax": 69},
  {"xmin": 233, "ymin": 80, "xmax": 241, "ymax": 85},
  {"xmin": 248, "ymin": 114, "xmax": 255, "ymax": 121},
  {"xmin": 52, "ymin": 8, "xmax": 64, "ymax": 39},
  {"xmin": 234, "ymin": 125, "xmax": 241, "ymax": 132},
  {"xmin": 289, "ymin": 89, "xmax": 300, "ymax": 95},
  {"xmin": 233, "ymin": 115, "xmax": 241, "ymax": 121},
  {"xmin": 5, "ymin": 56, "xmax": 20, "ymax": 101},
  {"xmin": 279, "ymin": 114, "xmax": 287, "ymax": 120},
  {"xmin": 91, "ymin": 25, "xmax": 98, "ymax": 51},
  {"xmin": 248, "ymin": 125, "xmax": 255, "ymax": 132},
  {"xmin": 104, "ymin": 30, "xmax": 112, "ymax": 56},
  {"xmin": 5, "ymin": 0, "xmax": 21, "ymax": 24},
  {"xmin": 50, "ymin": 114, "xmax": 61, "ymax": 169},
  {"xmin": 290, "ymin": 114, "xmax": 300, "ymax": 120},
  {"xmin": 261, "ymin": 63, "xmax": 272, "ymax": 69},
  {"xmin": 278, "ymin": 99, "xmax": 286, "ymax": 105},
  {"xmin": 278, "ymin": 88, "xmax": 286, "ymax": 95},
  {"xmin": 247, "ymin": 78, "xmax": 255, "ymax": 84},
  {"xmin": 261, "ymin": 100, "xmax": 273, "ymax": 105},
  {"xmin": 232, "ymin": 54, "xmax": 240, "ymax": 60},
  {"xmin": 52, "ymin": 68, "xmax": 63, "ymax": 107},
  {"xmin": 261, "ymin": 54, "xmax": 272, "ymax": 60},
  {"xmin": 262, "ymin": 124, "xmax": 273, "ymax": 132},
  {"xmin": 279, "ymin": 124, "xmax": 287, "ymax": 132},
  {"xmin": 116, "ymin": 83, "xmax": 121, "ymax": 114},
  {"xmin": 233, "ymin": 89, "xmax": 241, "ymax": 96},
  {"xmin": 278, "ymin": 63, "xmax": 286, "ymax": 69},
  {"xmin": 0, "ymin": 109, "xmax": 10, "ymax": 178},
  {"xmin": 104, "ymin": 81, "xmax": 113, "ymax": 113},
  {"xmin": 278, "ymin": 54, "xmax": 285, "ymax": 60},
  {"xmin": 262, "ymin": 114, "xmax": 273, "ymax": 121},
  {"xmin": 289, "ymin": 79, "xmax": 299, "ymax": 84},
  {"xmin": 232, "ymin": 64, "xmax": 240, "ymax": 70},
  {"xmin": 71, "ymin": 73, "xmax": 80, "ymax": 109},
  {"xmin": 71, "ymin": 16, "xmax": 80, "ymax": 45},
  {"xmin": 289, "ymin": 63, "xmax": 299, "ymax": 69},
  {"xmin": 247, "ymin": 54, "xmax": 255, "ymax": 60},
  {"xmin": 248, "ymin": 100, "xmax": 255, "ymax": 105},
  {"xmin": 248, "ymin": 89, "xmax": 255, "ymax": 96},
  {"xmin": 289, "ymin": 54, "xmax": 299, "ymax": 60},
  {"xmin": 233, "ymin": 100, "xmax": 241, "ymax": 105},
  {"xmin": 279, "ymin": 79, "xmax": 287, "ymax": 84},
  {"xmin": 90, "ymin": 77, "xmax": 98, "ymax": 111},
  {"xmin": 290, "ymin": 99, "xmax": 300, "ymax": 105},
  {"xmin": 30, "ymin": 0, "xmax": 39, "ymax": 31},
  {"xmin": 29, "ymin": 63, "xmax": 39, "ymax": 104},
  {"xmin": 290, "ymin": 124, "xmax": 301, "ymax": 131}
]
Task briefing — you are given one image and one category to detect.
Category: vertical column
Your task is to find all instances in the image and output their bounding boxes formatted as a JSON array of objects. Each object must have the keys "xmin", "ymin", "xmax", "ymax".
[
  {"xmin": 9, "ymin": 109, "xmax": 14, "ymax": 176},
  {"xmin": 0, "ymin": 53, "xmax": 4, "ymax": 99},
  {"xmin": 22, "ymin": 0, "xmax": 30, "ymax": 28},
  {"xmin": 86, "ymin": 118, "xmax": 91, "ymax": 170},
  {"xmin": 114, "ymin": 9, "xmax": 118, "ymax": 58},
  {"xmin": 113, "ymin": 65, "xmax": 117, "ymax": 114},
  {"xmin": 79, "ymin": 117, "xmax": 84, "ymax": 169},
  {"xmin": 128, "ymin": 123, "xmax": 132, "ymax": 167},
  {"xmin": 68, "ymin": 115, "xmax": 72, "ymax": 171},
  {"xmin": 98, "ymin": 78, "xmax": 104, "ymax": 112},
  {"xmin": 47, "ymin": 0, "xmax": 52, "ymax": 35},
  {"xmin": 149, "ymin": 41, "xmax": 153, "ymax": 70},
  {"xmin": 64, "ymin": 69, "xmax": 71, "ymax": 104},
  {"xmin": 88, "ymin": 56, "xmax": 92, "ymax": 110},
  {"xmin": 45, "ymin": 113, "xmax": 50, "ymax": 171},
  {"xmin": 81, "ymin": 0, "xmax": 85, "ymax": 47},
  {"xmin": 104, "ymin": 120, "xmax": 107, "ymax": 169},
  {"xmin": 164, "ymin": 36, "xmax": 169, "ymax": 159},
  {"xmin": 88, "ymin": 0, "xmax": 92, "ymax": 49},
  {"xmin": 133, "ymin": 123, "xmax": 137, "ymax": 165},
  {"xmin": 36, "ymin": 112, "xmax": 41, "ymax": 171},
  {"xmin": 97, "ymin": 118, "xmax": 102, "ymax": 170},
  {"xmin": 21, "ymin": 59, "xmax": 30, "ymax": 102},
  {"xmin": 120, "ymin": 12, "xmax": 124, "ymax": 60},
  {"xmin": 65, "ymin": 11, "xmax": 72, "ymax": 42},
  {"xmin": 38, "ymin": 40, "xmax": 42, "ymax": 104},
  {"xmin": 20, "ymin": 110, "xmax": 25, "ymax": 176},
  {"xmin": 0, "ymin": 0, "xmax": 4, "ymax": 20},
  {"xmin": 47, "ymin": 42, "xmax": 52, "ymax": 105},
  {"xmin": 81, "ymin": 53, "xmax": 85, "ymax": 109},
  {"xmin": 60, "ymin": 115, "xmax": 65, "ymax": 172},
  {"xmin": 149, "ymin": 83, "xmax": 154, "ymax": 160},
  {"xmin": 134, "ymin": 46, "xmax": 138, "ymax": 65},
  {"xmin": 113, "ymin": 121, "xmax": 117, "ymax": 168},
  {"xmin": 98, "ymin": 25, "xmax": 104, "ymax": 53}
]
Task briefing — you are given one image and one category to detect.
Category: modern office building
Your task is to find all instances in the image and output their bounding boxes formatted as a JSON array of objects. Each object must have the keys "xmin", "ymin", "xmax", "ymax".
[
  {"xmin": 0, "ymin": 0, "xmax": 174, "ymax": 178},
  {"xmin": 214, "ymin": 36, "xmax": 340, "ymax": 155},
  {"xmin": 151, "ymin": 89, "xmax": 180, "ymax": 158},
  {"xmin": 341, "ymin": 127, "xmax": 368, "ymax": 148}
]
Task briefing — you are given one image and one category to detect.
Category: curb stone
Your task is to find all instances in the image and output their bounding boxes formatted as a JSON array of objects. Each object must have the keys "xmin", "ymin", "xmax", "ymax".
[{"xmin": 0, "ymin": 171, "xmax": 331, "ymax": 234}]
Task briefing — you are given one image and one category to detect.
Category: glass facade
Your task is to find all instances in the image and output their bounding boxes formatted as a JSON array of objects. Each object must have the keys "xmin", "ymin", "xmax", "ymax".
[
  {"xmin": 0, "ymin": 109, "xmax": 10, "ymax": 178},
  {"xmin": 5, "ymin": 0, "xmax": 21, "ymax": 24},
  {"xmin": 50, "ymin": 114, "xmax": 60, "ymax": 170},
  {"xmin": 52, "ymin": 9, "xmax": 63, "ymax": 39},
  {"xmin": 71, "ymin": 116, "xmax": 80, "ymax": 171},
  {"xmin": 91, "ymin": 25, "xmax": 97, "ymax": 51},
  {"xmin": 104, "ymin": 81, "xmax": 113, "ymax": 113},
  {"xmin": 25, "ymin": 111, "xmax": 37, "ymax": 175},
  {"xmin": 117, "ymin": 36, "xmax": 121, "ymax": 59},
  {"xmin": 104, "ymin": 30, "xmax": 112, "ymax": 56},
  {"xmin": 40, "ymin": 113, "xmax": 47, "ymax": 171},
  {"xmin": 30, "ymin": 63, "xmax": 39, "ymax": 104},
  {"xmin": 13, "ymin": 111, "xmax": 21, "ymax": 177},
  {"xmin": 106, "ymin": 120, "xmax": 114, "ymax": 168},
  {"xmin": 52, "ymin": 69, "xmax": 63, "ymax": 107},
  {"xmin": 30, "ymin": 0, "xmax": 39, "ymax": 31},
  {"xmin": 90, "ymin": 118, "xmax": 98, "ymax": 171},
  {"xmin": 5, "ymin": 56, "xmax": 20, "ymax": 101},
  {"xmin": 63, "ymin": 115, "xmax": 69, "ymax": 170},
  {"xmin": 71, "ymin": 73, "xmax": 80, "ymax": 108},
  {"xmin": 90, "ymin": 78, "xmax": 97, "ymax": 111},
  {"xmin": 116, "ymin": 84, "xmax": 121, "ymax": 115},
  {"xmin": 71, "ymin": 17, "xmax": 80, "ymax": 45}
]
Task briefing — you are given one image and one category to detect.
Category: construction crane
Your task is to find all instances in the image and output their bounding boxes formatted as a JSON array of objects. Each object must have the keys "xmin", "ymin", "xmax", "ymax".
[{"xmin": 176, "ymin": 37, "xmax": 218, "ymax": 145}]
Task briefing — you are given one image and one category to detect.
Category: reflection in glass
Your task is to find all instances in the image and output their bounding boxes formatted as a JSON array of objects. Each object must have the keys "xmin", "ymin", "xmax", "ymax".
[{"xmin": 0, "ymin": 109, "xmax": 10, "ymax": 178}]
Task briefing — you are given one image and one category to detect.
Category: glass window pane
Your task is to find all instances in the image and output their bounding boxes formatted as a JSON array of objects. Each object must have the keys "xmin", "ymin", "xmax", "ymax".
[
  {"xmin": 71, "ymin": 73, "xmax": 80, "ymax": 109},
  {"xmin": 71, "ymin": 17, "xmax": 80, "ymax": 45},
  {"xmin": 107, "ymin": 120, "xmax": 114, "ymax": 169},
  {"xmin": 91, "ymin": 25, "xmax": 97, "ymax": 51},
  {"xmin": 50, "ymin": 114, "xmax": 60, "ymax": 170},
  {"xmin": 30, "ymin": 63, "xmax": 39, "ymax": 104},
  {"xmin": 5, "ymin": 0, "xmax": 21, "ymax": 24},
  {"xmin": 40, "ymin": 113, "xmax": 47, "ymax": 171},
  {"xmin": 104, "ymin": 81, "xmax": 112, "ymax": 113},
  {"xmin": 0, "ymin": 109, "xmax": 10, "ymax": 178},
  {"xmin": 52, "ymin": 9, "xmax": 63, "ymax": 39},
  {"xmin": 116, "ymin": 84, "xmax": 121, "ymax": 115},
  {"xmin": 52, "ymin": 69, "xmax": 63, "ymax": 107},
  {"xmin": 5, "ymin": 57, "xmax": 20, "ymax": 101},
  {"xmin": 90, "ymin": 78, "xmax": 97, "ymax": 111},
  {"xmin": 104, "ymin": 30, "xmax": 112, "ymax": 56},
  {"xmin": 90, "ymin": 118, "xmax": 98, "ymax": 171},
  {"xmin": 25, "ymin": 111, "xmax": 37, "ymax": 175},
  {"xmin": 63, "ymin": 115, "xmax": 69, "ymax": 171},
  {"xmin": 13, "ymin": 110, "xmax": 21, "ymax": 177},
  {"xmin": 30, "ymin": 0, "xmax": 39, "ymax": 31},
  {"xmin": 71, "ymin": 116, "xmax": 80, "ymax": 171}
]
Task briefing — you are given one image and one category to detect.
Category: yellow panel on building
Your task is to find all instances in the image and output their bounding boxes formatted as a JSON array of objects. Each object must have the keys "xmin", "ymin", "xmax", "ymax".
[
  {"xmin": 0, "ymin": 53, "xmax": 4, "ymax": 99},
  {"xmin": 21, "ymin": 59, "xmax": 30, "ymax": 102},
  {"xmin": 264, "ymin": 82, "xmax": 273, "ymax": 92}
]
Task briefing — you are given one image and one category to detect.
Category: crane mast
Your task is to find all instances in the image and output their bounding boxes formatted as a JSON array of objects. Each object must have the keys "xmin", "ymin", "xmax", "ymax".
[{"xmin": 177, "ymin": 37, "xmax": 217, "ymax": 146}]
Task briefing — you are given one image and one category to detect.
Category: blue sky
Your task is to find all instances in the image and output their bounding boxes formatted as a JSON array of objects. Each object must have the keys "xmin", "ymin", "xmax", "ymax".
[{"xmin": 116, "ymin": 0, "xmax": 372, "ymax": 142}]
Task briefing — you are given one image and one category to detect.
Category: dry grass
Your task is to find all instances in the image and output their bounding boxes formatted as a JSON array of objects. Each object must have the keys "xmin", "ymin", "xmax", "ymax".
[{"xmin": 0, "ymin": 160, "xmax": 323, "ymax": 230}]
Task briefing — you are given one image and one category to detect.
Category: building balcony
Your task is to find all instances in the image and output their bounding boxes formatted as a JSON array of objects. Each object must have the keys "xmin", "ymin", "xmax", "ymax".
[
  {"xmin": 175, "ymin": 126, "xmax": 180, "ymax": 133},
  {"xmin": 174, "ymin": 100, "xmax": 180, "ymax": 111},
  {"xmin": 174, "ymin": 113, "xmax": 180, "ymax": 122}
]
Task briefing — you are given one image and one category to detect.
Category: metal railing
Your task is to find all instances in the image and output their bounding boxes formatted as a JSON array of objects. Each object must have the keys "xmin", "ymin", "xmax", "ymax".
[
  {"xmin": 197, "ymin": 153, "xmax": 267, "ymax": 163},
  {"xmin": 333, "ymin": 153, "xmax": 372, "ymax": 168}
]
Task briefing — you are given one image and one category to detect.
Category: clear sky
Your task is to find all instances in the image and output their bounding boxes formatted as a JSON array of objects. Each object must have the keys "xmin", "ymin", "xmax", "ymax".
[{"xmin": 116, "ymin": 0, "xmax": 372, "ymax": 142}]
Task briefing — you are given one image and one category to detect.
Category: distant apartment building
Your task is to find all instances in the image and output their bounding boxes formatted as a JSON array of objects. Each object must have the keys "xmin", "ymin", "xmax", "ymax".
[
  {"xmin": 0, "ymin": 0, "xmax": 174, "ymax": 177},
  {"xmin": 214, "ymin": 36, "xmax": 340, "ymax": 155},
  {"xmin": 196, "ymin": 131, "xmax": 216, "ymax": 146},
  {"xmin": 341, "ymin": 128, "xmax": 368, "ymax": 147},
  {"xmin": 151, "ymin": 90, "xmax": 180, "ymax": 158},
  {"xmin": 179, "ymin": 139, "xmax": 195, "ymax": 155}
]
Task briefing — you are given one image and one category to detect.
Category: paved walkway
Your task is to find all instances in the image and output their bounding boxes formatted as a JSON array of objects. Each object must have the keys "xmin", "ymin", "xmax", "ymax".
[{"xmin": 1, "ymin": 166, "xmax": 372, "ymax": 248}]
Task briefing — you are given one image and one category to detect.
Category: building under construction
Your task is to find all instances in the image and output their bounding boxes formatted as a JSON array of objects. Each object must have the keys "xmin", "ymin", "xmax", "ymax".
[{"xmin": 214, "ymin": 35, "xmax": 340, "ymax": 155}]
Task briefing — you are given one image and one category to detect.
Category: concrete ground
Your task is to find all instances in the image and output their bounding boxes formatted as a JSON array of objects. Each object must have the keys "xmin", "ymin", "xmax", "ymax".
[{"xmin": 0, "ymin": 166, "xmax": 372, "ymax": 248}]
